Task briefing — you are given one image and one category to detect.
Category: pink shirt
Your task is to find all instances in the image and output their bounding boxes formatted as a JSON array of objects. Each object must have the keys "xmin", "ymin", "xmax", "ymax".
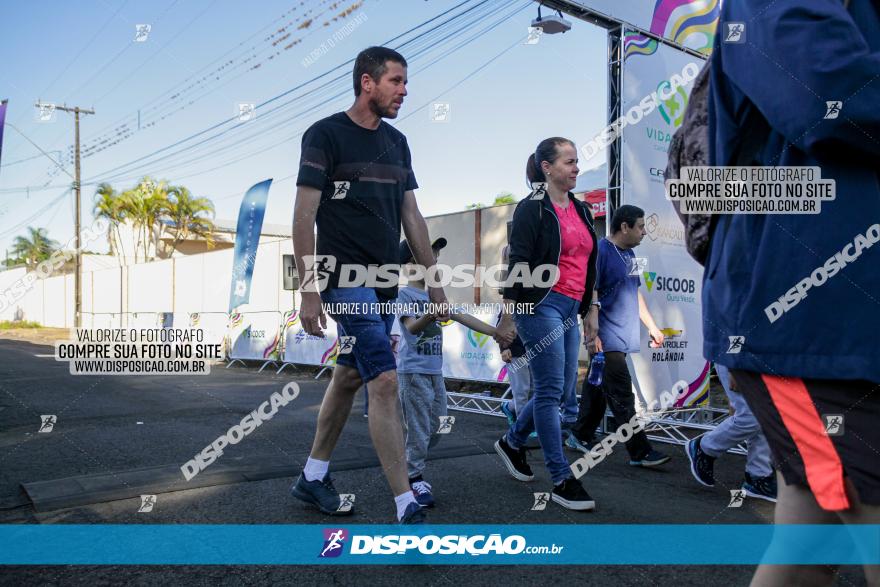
[{"xmin": 551, "ymin": 201, "xmax": 593, "ymax": 301}]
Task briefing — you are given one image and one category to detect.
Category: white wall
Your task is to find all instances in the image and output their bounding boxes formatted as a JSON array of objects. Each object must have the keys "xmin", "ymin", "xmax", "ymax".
[{"xmin": 0, "ymin": 205, "xmax": 535, "ymax": 325}]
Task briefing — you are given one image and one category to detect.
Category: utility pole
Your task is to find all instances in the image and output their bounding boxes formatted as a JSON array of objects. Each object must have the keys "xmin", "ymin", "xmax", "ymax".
[{"xmin": 38, "ymin": 102, "xmax": 95, "ymax": 328}]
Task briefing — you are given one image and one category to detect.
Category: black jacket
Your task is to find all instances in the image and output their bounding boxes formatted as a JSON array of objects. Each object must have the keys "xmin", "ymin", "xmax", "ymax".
[{"xmin": 502, "ymin": 190, "xmax": 598, "ymax": 317}]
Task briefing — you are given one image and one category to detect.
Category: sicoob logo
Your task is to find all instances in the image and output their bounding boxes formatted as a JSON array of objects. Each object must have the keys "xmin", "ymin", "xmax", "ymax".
[{"xmin": 319, "ymin": 528, "xmax": 348, "ymax": 558}]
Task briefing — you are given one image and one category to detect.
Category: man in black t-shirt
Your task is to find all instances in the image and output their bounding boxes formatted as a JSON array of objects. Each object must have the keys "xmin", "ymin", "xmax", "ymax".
[{"xmin": 289, "ymin": 46, "xmax": 448, "ymax": 524}]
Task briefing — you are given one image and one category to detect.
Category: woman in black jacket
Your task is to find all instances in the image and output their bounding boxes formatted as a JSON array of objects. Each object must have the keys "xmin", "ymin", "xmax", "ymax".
[{"xmin": 494, "ymin": 137, "xmax": 600, "ymax": 511}]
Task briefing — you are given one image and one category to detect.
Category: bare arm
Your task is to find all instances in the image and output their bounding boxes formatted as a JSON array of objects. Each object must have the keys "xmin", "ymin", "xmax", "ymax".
[
  {"xmin": 451, "ymin": 312, "xmax": 496, "ymax": 336},
  {"xmin": 638, "ymin": 290, "xmax": 663, "ymax": 345},
  {"xmin": 292, "ymin": 186, "xmax": 326, "ymax": 335},
  {"xmin": 401, "ymin": 190, "xmax": 449, "ymax": 317},
  {"xmin": 401, "ymin": 313, "xmax": 438, "ymax": 335}
]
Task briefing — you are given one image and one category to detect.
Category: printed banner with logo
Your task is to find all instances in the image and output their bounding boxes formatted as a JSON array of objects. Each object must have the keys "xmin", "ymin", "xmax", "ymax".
[
  {"xmin": 620, "ymin": 38, "xmax": 710, "ymax": 407},
  {"xmin": 228, "ymin": 179, "xmax": 272, "ymax": 312},
  {"xmin": 189, "ymin": 312, "xmax": 229, "ymax": 358},
  {"xmin": 228, "ymin": 311, "xmax": 282, "ymax": 362},
  {"xmin": 281, "ymin": 309, "xmax": 343, "ymax": 367},
  {"xmin": 554, "ymin": 0, "xmax": 719, "ymax": 54},
  {"xmin": 439, "ymin": 309, "xmax": 507, "ymax": 383}
]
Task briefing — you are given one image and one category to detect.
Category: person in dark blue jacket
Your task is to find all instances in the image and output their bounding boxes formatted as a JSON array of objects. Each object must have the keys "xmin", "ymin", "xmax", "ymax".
[{"xmin": 705, "ymin": 0, "xmax": 880, "ymax": 583}]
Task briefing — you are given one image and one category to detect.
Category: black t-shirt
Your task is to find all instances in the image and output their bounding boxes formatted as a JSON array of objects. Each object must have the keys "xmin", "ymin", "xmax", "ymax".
[{"xmin": 297, "ymin": 112, "xmax": 417, "ymax": 299}]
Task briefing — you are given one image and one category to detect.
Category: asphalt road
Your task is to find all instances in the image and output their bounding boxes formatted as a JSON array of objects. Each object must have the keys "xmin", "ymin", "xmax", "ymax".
[{"xmin": 0, "ymin": 338, "xmax": 867, "ymax": 586}]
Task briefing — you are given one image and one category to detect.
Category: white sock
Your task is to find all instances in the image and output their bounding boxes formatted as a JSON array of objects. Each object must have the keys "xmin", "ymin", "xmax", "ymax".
[
  {"xmin": 303, "ymin": 457, "xmax": 329, "ymax": 482},
  {"xmin": 395, "ymin": 490, "xmax": 417, "ymax": 520}
]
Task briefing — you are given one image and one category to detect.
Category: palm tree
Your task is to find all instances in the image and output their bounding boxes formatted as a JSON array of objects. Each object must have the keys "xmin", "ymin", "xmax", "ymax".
[
  {"xmin": 11, "ymin": 227, "xmax": 59, "ymax": 266},
  {"xmin": 165, "ymin": 185, "xmax": 216, "ymax": 255},
  {"xmin": 124, "ymin": 177, "xmax": 169, "ymax": 262},
  {"xmin": 93, "ymin": 183, "xmax": 128, "ymax": 263}
]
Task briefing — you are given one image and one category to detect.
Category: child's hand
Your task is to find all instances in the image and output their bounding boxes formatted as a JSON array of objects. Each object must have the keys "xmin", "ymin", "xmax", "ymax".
[{"xmin": 501, "ymin": 349, "xmax": 512, "ymax": 363}]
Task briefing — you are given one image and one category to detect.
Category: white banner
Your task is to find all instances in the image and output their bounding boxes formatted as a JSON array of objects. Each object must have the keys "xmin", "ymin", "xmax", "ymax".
[
  {"xmin": 228, "ymin": 311, "xmax": 282, "ymax": 362},
  {"xmin": 189, "ymin": 312, "xmax": 229, "ymax": 359},
  {"xmin": 281, "ymin": 309, "xmax": 342, "ymax": 367},
  {"xmin": 276, "ymin": 304, "xmax": 506, "ymax": 383},
  {"xmin": 440, "ymin": 310, "xmax": 508, "ymax": 384},
  {"xmin": 621, "ymin": 40, "xmax": 710, "ymax": 407}
]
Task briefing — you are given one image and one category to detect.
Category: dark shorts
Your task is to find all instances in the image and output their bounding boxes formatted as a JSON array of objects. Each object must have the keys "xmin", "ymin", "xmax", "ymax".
[
  {"xmin": 733, "ymin": 370, "xmax": 880, "ymax": 510},
  {"xmin": 321, "ymin": 287, "xmax": 396, "ymax": 384}
]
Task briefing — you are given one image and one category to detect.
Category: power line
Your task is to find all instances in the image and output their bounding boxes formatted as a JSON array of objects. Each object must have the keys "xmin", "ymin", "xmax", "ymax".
[
  {"xmin": 99, "ymin": 1, "xmax": 528, "ymax": 185},
  {"xmin": 87, "ymin": 0, "xmax": 490, "ymax": 183}
]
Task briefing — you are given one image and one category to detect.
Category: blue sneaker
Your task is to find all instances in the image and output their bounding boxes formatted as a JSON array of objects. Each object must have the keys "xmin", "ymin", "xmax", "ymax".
[
  {"xmin": 410, "ymin": 479, "xmax": 435, "ymax": 508},
  {"xmin": 290, "ymin": 473, "xmax": 352, "ymax": 516},
  {"xmin": 629, "ymin": 449, "xmax": 671, "ymax": 468},
  {"xmin": 565, "ymin": 433, "xmax": 592, "ymax": 454},
  {"xmin": 685, "ymin": 437, "xmax": 715, "ymax": 487},
  {"xmin": 742, "ymin": 471, "xmax": 777, "ymax": 503},
  {"xmin": 400, "ymin": 501, "xmax": 426, "ymax": 524},
  {"xmin": 501, "ymin": 401, "xmax": 516, "ymax": 427}
]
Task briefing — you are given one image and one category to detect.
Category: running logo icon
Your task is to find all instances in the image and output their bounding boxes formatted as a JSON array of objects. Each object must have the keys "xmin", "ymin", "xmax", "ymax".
[
  {"xmin": 430, "ymin": 102, "xmax": 450, "ymax": 123},
  {"xmin": 138, "ymin": 495, "xmax": 157, "ymax": 513},
  {"xmin": 530, "ymin": 182, "xmax": 547, "ymax": 200},
  {"xmin": 437, "ymin": 416, "xmax": 455, "ymax": 434},
  {"xmin": 238, "ymin": 103, "xmax": 256, "ymax": 122},
  {"xmin": 727, "ymin": 336, "xmax": 745, "ymax": 354},
  {"xmin": 300, "ymin": 255, "xmax": 337, "ymax": 292},
  {"xmin": 727, "ymin": 489, "xmax": 745, "ymax": 508},
  {"xmin": 824, "ymin": 101, "xmax": 842, "ymax": 120},
  {"xmin": 134, "ymin": 24, "xmax": 151, "ymax": 42},
  {"xmin": 332, "ymin": 181, "xmax": 350, "ymax": 199},
  {"xmin": 724, "ymin": 22, "xmax": 745, "ymax": 43},
  {"xmin": 629, "ymin": 257, "xmax": 648, "ymax": 276},
  {"xmin": 38, "ymin": 415, "xmax": 56, "ymax": 433},
  {"xmin": 338, "ymin": 336, "xmax": 356, "ymax": 355},
  {"xmin": 823, "ymin": 414, "xmax": 844, "ymax": 436},
  {"xmin": 336, "ymin": 494, "xmax": 355, "ymax": 513},
  {"xmin": 531, "ymin": 492, "xmax": 550, "ymax": 511},
  {"xmin": 525, "ymin": 26, "xmax": 543, "ymax": 45},
  {"xmin": 319, "ymin": 528, "xmax": 348, "ymax": 557}
]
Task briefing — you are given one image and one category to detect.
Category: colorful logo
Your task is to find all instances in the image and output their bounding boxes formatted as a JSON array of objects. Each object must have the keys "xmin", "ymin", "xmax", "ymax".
[
  {"xmin": 659, "ymin": 328, "xmax": 683, "ymax": 339},
  {"xmin": 319, "ymin": 528, "xmax": 348, "ymax": 558},
  {"xmin": 623, "ymin": 32, "xmax": 659, "ymax": 59},
  {"xmin": 657, "ymin": 80, "xmax": 689, "ymax": 128},
  {"xmin": 229, "ymin": 313, "xmax": 243, "ymax": 329},
  {"xmin": 642, "ymin": 273, "xmax": 696, "ymax": 295},
  {"xmin": 675, "ymin": 361, "xmax": 711, "ymax": 408},
  {"xmin": 467, "ymin": 330, "xmax": 491, "ymax": 348},
  {"xmin": 283, "ymin": 310, "xmax": 300, "ymax": 329},
  {"xmin": 190, "ymin": 313, "xmax": 201, "ymax": 327},
  {"xmin": 649, "ymin": 0, "xmax": 719, "ymax": 55},
  {"xmin": 263, "ymin": 330, "xmax": 281, "ymax": 359},
  {"xmin": 322, "ymin": 339, "xmax": 339, "ymax": 365}
]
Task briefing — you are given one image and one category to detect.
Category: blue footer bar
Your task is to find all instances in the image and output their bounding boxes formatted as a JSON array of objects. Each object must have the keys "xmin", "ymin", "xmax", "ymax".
[{"xmin": 1, "ymin": 525, "xmax": 878, "ymax": 565}]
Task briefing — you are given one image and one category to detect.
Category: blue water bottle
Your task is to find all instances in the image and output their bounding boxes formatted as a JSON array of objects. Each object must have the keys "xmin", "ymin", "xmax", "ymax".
[{"xmin": 587, "ymin": 351, "xmax": 605, "ymax": 387}]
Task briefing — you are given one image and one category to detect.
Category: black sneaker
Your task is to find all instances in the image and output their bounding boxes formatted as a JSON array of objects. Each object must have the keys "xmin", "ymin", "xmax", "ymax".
[
  {"xmin": 742, "ymin": 471, "xmax": 777, "ymax": 502},
  {"xmin": 629, "ymin": 448, "xmax": 671, "ymax": 468},
  {"xmin": 551, "ymin": 477, "xmax": 596, "ymax": 511},
  {"xmin": 290, "ymin": 473, "xmax": 352, "ymax": 515},
  {"xmin": 495, "ymin": 435, "xmax": 534, "ymax": 481},
  {"xmin": 400, "ymin": 501, "xmax": 427, "ymax": 524},
  {"xmin": 685, "ymin": 437, "xmax": 715, "ymax": 486}
]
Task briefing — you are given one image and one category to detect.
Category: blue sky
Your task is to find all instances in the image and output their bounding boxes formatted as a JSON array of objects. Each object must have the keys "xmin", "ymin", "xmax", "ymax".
[{"xmin": 0, "ymin": 0, "xmax": 608, "ymax": 255}]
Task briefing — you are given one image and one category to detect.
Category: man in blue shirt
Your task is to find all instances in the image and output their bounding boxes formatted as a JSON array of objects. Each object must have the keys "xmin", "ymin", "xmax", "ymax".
[
  {"xmin": 570, "ymin": 205, "xmax": 670, "ymax": 467},
  {"xmin": 705, "ymin": 1, "xmax": 880, "ymax": 583}
]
